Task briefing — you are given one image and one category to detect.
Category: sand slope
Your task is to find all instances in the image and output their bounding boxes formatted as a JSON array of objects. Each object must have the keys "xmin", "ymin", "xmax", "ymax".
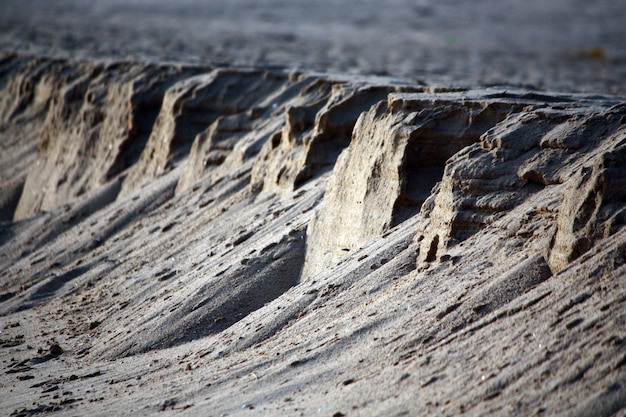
[{"xmin": 0, "ymin": 54, "xmax": 625, "ymax": 416}]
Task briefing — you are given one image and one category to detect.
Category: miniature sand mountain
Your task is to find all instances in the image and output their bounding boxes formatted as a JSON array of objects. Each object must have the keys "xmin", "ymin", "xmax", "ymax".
[{"xmin": 1, "ymin": 55, "xmax": 625, "ymax": 416}]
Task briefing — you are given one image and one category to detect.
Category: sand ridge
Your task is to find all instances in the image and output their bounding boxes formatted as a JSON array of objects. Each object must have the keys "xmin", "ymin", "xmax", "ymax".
[
  {"xmin": 0, "ymin": 53, "xmax": 625, "ymax": 415},
  {"xmin": 1, "ymin": 1, "xmax": 626, "ymax": 415}
]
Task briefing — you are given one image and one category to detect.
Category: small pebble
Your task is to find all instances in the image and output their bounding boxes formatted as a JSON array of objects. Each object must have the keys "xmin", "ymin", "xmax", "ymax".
[{"xmin": 49, "ymin": 344, "xmax": 63, "ymax": 357}]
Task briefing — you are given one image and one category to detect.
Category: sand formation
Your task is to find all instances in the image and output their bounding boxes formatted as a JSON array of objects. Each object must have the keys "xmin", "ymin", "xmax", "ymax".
[{"xmin": 1, "ymin": 54, "xmax": 625, "ymax": 415}]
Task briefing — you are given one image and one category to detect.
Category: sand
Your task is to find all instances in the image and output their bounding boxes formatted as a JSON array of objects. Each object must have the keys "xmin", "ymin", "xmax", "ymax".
[
  {"xmin": 1, "ymin": 2, "xmax": 626, "ymax": 416},
  {"xmin": 1, "ymin": 0, "xmax": 626, "ymax": 94}
]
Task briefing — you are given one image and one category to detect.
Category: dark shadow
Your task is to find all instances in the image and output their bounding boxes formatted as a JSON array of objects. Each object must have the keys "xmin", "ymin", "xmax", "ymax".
[
  {"xmin": 294, "ymin": 86, "xmax": 396, "ymax": 188},
  {"xmin": 105, "ymin": 67, "xmax": 201, "ymax": 180},
  {"xmin": 125, "ymin": 229, "xmax": 307, "ymax": 356},
  {"xmin": 28, "ymin": 264, "xmax": 91, "ymax": 303},
  {"xmin": 0, "ymin": 221, "xmax": 14, "ymax": 248},
  {"xmin": 425, "ymin": 235, "xmax": 439, "ymax": 262},
  {"xmin": 0, "ymin": 176, "xmax": 24, "ymax": 223},
  {"xmin": 392, "ymin": 100, "xmax": 523, "ymax": 227},
  {"xmin": 0, "ymin": 291, "xmax": 16, "ymax": 303}
]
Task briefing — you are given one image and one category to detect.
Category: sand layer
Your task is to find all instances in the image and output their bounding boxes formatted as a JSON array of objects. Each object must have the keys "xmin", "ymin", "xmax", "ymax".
[
  {"xmin": 1, "ymin": 2, "xmax": 626, "ymax": 416},
  {"xmin": 1, "ymin": 53, "xmax": 625, "ymax": 416}
]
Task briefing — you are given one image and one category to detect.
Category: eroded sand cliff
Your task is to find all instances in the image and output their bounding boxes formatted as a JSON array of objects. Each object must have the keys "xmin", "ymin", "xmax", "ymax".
[{"xmin": 0, "ymin": 53, "xmax": 625, "ymax": 416}]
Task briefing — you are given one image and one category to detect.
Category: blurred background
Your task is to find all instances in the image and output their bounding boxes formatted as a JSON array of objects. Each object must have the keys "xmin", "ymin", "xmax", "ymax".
[{"xmin": 1, "ymin": 0, "xmax": 625, "ymax": 94}]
